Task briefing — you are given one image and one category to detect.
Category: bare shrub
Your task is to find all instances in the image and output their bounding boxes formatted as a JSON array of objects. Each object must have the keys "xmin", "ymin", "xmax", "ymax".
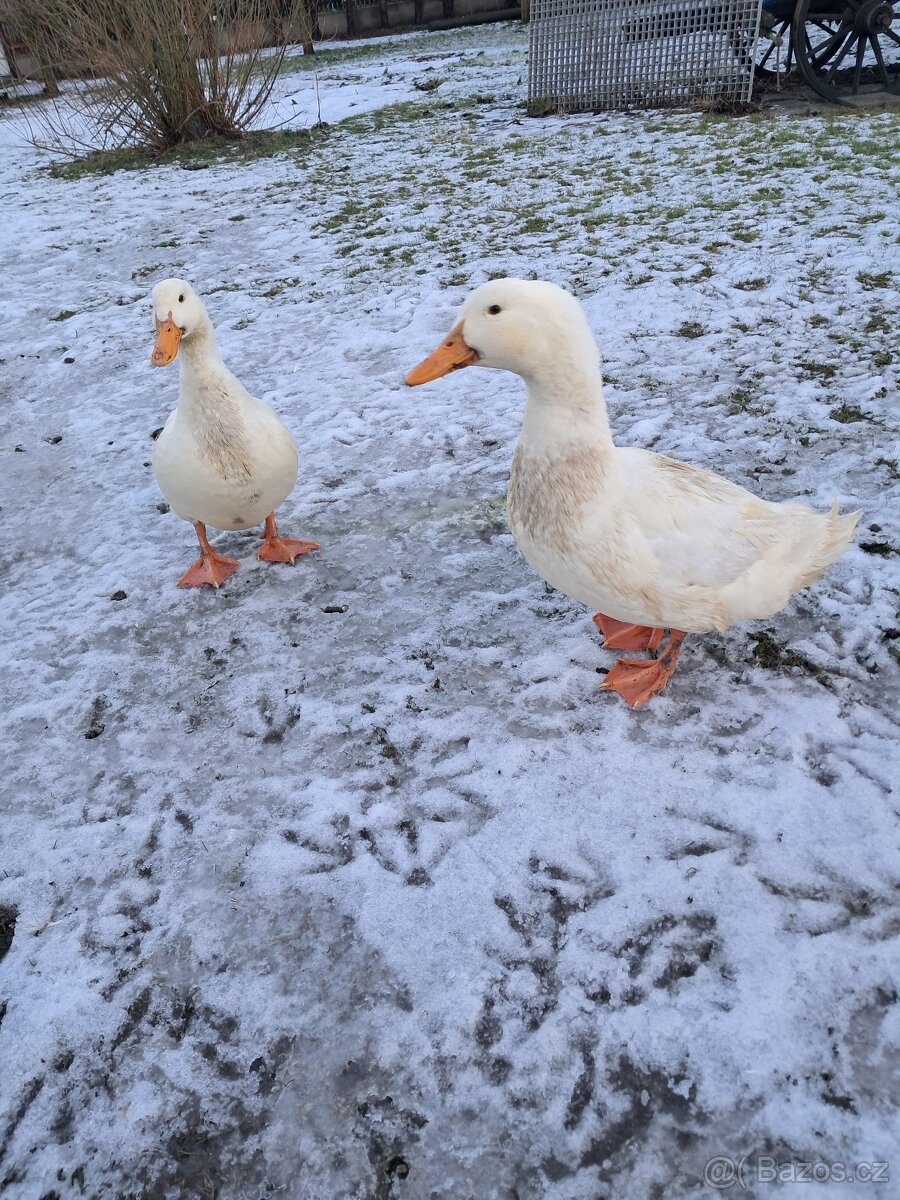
[{"xmin": 1, "ymin": 0, "xmax": 312, "ymax": 156}]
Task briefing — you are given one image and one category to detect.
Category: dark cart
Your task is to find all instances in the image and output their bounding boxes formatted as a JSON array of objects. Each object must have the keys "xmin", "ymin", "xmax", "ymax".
[{"xmin": 754, "ymin": 0, "xmax": 900, "ymax": 100}]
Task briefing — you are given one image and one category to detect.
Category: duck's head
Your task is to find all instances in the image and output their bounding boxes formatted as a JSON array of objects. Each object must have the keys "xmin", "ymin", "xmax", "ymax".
[
  {"xmin": 405, "ymin": 278, "xmax": 598, "ymax": 387},
  {"xmin": 150, "ymin": 278, "xmax": 209, "ymax": 367}
]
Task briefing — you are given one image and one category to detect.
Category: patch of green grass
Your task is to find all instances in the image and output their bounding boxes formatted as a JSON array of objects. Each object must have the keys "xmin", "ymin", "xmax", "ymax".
[
  {"xmin": 277, "ymin": 39, "xmax": 398, "ymax": 77},
  {"xmin": 772, "ymin": 152, "xmax": 810, "ymax": 169},
  {"xmin": 50, "ymin": 126, "xmax": 327, "ymax": 179},
  {"xmin": 864, "ymin": 310, "xmax": 890, "ymax": 334},
  {"xmin": 132, "ymin": 263, "xmax": 164, "ymax": 281},
  {"xmin": 750, "ymin": 631, "xmax": 827, "ymax": 683},
  {"xmin": 857, "ymin": 211, "xmax": 887, "ymax": 224},
  {"xmin": 676, "ymin": 321, "xmax": 705, "ymax": 339},
  {"xmin": 733, "ymin": 277, "xmax": 768, "ymax": 291},
  {"xmin": 369, "ymin": 725, "xmax": 402, "ymax": 761},
  {"xmin": 797, "ymin": 360, "xmax": 838, "ymax": 381},
  {"xmin": 815, "ymin": 223, "xmax": 860, "ymax": 239},
  {"xmin": 857, "ymin": 270, "xmax": 892, "ymax": 290},
  {"xmin": 519, "ymin": 214, "xmax": 552, "ymax": 235},
  {"xmin": 314, "ymin": 202, "xmax": 371, "ymax": 236},
  {"xmin": 726, "ymin": 387, "xmax": 765, "ymax": 415},
  {"xmin": 804, "ymin": 267, "xmax": 833, "ymax": 291},
  {"xmin": 256, "ymin": 277, "xmax": 301, "ymax": 298},
  {"xmin": 338, "ymin": 99, "xmax": 444, "ymax": 136},
  {"xmin": 829, "ymin": 403, "xmax": 868, "ymax": 423},
  {"xmin": 149, "ymin": 62, "xmax": 889, "ymax": 312},
  {"xmin": 751, "ymin": 186, "xmax": 784, "ymax": 202}
]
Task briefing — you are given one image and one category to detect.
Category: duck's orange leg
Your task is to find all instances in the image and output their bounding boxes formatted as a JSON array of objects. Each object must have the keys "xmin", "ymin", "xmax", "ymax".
[
  {"xmin": 600, "ymin": 631, "xmax": 686, "ymax": 708},
  {"xmin": 258, "ymin": 513, "xmax": 320, "ymax": 564},
  {"xmin": 593, "ymin": 613, "xmax": 664, "ymax": 652},
  {"xmin": 177, "ymin": 522, "xmax": 239, "ymax": 589}
]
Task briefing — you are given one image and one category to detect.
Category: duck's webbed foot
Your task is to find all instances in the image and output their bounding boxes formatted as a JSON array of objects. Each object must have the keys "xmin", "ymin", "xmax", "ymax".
[
  {"xmin": 177, "ymin": 522, "xmax": 239, "ymax": 589},
  {"xmin": 257, "ymin": 513, "xmax": 320, "ymax": 564},
  {"xmin": 600, "ymin": 631, "xmax": 686, "ymax": 708},
  {"xmin": 593, "ymin": 613, "xmax": 664, "ymax": 652}
]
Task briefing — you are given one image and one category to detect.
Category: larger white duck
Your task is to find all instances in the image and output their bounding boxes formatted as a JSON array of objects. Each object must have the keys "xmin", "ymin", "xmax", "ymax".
[
  {"xmin": 406, "ymin": 279, "xmax": 858, "ymax": 708},
  {"xmin": 150, "ymin": 278, "xmax": 318, "ymax": 588}
]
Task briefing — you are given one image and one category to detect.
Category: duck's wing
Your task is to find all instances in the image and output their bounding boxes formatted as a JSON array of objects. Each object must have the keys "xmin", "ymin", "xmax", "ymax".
[{"xmin": 617, "ymin": 448, "xmax": 792, "ymax": 591}]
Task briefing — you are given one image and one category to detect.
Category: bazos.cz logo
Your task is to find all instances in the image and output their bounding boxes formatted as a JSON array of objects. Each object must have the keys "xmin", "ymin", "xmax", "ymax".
[{"xmin": 703, "ymin": 1155, "xmax": 890, "ymax": 1189}]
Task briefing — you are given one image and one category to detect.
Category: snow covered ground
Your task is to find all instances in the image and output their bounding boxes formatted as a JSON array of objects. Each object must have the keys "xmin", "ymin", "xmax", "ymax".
[{"xmin": 1, "ymin": 22, "xmax": 899, "ymax": 1199}]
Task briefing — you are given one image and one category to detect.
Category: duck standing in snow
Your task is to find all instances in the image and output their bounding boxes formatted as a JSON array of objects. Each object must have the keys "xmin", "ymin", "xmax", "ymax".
[
  {"xmin": 405, "ymin": 279, "xmax": 858, "ymax": 708},
  {"xmin": 150, "ymin": 279, "xmax": 319, "ymax": 588}
]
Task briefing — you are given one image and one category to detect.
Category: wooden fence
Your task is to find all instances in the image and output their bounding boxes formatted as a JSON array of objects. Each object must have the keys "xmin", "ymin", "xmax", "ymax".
[
  {"xmin": 0, "ymin": 0, "xmax": 518, "ymax": 85},
  {"xmin": 264, "ymin": 0, "xmax": 516, "ymax": 40}
]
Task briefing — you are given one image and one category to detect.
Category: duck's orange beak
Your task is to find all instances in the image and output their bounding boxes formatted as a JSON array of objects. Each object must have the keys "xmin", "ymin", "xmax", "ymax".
[
  {"xmin": 405, "ymin": 323, "xmax": 478, "ymax": 386},
  {"xmin": 151, "ymin": 313, "xmax": 183, "ymax": 367}
]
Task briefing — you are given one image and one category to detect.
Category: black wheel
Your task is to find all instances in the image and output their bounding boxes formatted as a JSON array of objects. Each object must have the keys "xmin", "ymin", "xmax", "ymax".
[
  {"xmin": 755, "ymin": 11, "xmax": 795, "ymax": 79},
  {"xmin": 729, "ymin": 4, "xmax": 794, "ymax": 84},
  {"xmin": 792, "ymin": 0, "xmax": 900, "ymax": 101}
]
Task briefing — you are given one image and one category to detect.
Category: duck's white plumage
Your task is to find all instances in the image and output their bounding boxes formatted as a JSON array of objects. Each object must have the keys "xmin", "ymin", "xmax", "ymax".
[
  {"xmin": 510, "ymin": 438, "xmax": 856, "ymax": 635},
  {"xmin": 408, "ymin": 278, "xmax": 858, "ymax": 638},
  {"xmin": 151, "ymin": 278, "xmax": 298, "ymax": 531}
]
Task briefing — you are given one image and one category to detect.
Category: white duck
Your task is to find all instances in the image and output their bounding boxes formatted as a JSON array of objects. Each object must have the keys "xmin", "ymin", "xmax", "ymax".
[
  {"xmin": 150, "ymin": 278, "xmax": 318, "ymax": 588},
  {"xmin": 405, "ymin": 279, "xmax": 858, "ymax": 708}
]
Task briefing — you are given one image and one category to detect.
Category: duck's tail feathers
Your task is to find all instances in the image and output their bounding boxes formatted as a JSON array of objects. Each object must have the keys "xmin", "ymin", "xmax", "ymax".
[
  {"xmin": 721, "ymin": 501, "xmax": 859, "ymax": 627},
  {"xmin": 792, "ymin": 501, "xmax": 860, "ymax": 588}
]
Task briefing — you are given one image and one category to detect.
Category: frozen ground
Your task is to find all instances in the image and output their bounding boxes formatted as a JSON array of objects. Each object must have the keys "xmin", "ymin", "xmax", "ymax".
[{"xmin": 1, "ymin": 22, "xmax": 899, "ymax": 1200}]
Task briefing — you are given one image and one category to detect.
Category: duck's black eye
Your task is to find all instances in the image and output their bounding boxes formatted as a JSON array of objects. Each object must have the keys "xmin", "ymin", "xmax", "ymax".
[
  {"xmin": 178, "ymin": 294, "xmax": 185, "ymax": 303},
  {"xmin": 487, "ymin": 304, "xmax": 502, "ymax": 315}
]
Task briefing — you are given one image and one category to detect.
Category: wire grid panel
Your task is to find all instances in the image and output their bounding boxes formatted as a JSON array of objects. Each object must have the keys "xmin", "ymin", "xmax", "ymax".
[{"xmin": 528, "ymin": 0, "xmax": 762, "ymax": 111}]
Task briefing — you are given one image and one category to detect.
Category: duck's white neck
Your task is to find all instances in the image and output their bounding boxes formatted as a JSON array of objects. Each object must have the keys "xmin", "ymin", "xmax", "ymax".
[
  {"xmin": 518, "ymin": 357, "xmax": 616, "ymax": 458},
  {"xmin": 172, "ymin": 318, "xmax": 252, "ymax": 478},
  {"xmin": 178, "ymin": 318, "xmax": 221, "ymax": 377},
  {"xmin": 176, "ymin": 320, "xmax": 240, "ymax": 414}
]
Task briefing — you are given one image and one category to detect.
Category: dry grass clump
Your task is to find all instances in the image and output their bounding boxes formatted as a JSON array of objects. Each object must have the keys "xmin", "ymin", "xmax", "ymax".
[{"xmin": 1, "ymin": 0, "xmax": 312, "ymax": 156}]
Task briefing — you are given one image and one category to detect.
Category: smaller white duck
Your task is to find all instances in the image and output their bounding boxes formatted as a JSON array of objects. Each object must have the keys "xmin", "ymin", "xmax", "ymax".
[
  {"xmin": 150, "ymin": 278, "xmax": 318, "ymax": 588},
  {"xmin": 406, "ymin": 279, "xmax": 859, "ymax": 708}
]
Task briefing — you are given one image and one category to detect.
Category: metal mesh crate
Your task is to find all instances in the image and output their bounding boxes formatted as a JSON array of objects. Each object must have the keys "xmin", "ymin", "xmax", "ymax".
[{"xmin": 528, "ymin": 0, "xmax": 762, "ymax": 112}]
